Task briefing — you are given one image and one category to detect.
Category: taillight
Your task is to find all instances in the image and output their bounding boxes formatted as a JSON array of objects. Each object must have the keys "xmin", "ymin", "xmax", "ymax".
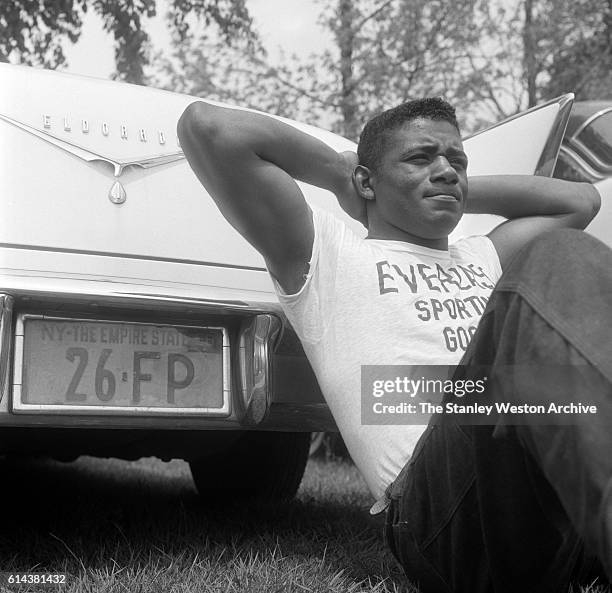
[{"xmin": 237, "ymin": 314, "xmax": 281, "ymax": 425}]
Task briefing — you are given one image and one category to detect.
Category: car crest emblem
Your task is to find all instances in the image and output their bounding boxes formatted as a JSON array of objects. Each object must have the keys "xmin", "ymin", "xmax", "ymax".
[{"xmin": 0, "ymin": 112, "xmax": 185, "ymax": 204}]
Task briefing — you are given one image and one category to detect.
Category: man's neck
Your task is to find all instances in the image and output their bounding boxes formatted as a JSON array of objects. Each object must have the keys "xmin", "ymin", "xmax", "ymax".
[
  {"xmin": 364, "ymin": 207, "xmax": 450, "ymax": 250},
  {"xmin": 365, "ymin": 227, "xmax": 449, "ymax": 251}
]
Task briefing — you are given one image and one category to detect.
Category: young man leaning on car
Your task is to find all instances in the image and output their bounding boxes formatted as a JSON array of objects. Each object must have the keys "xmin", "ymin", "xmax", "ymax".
[{"xmin": 177, "ymin": 98, "xmax": 611, "ymax": 592}]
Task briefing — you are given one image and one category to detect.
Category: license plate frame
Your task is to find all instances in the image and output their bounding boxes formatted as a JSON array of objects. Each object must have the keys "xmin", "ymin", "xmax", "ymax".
[{"xmin": 12, "ymin": 314, "xmax": 231, "ymax": 416}]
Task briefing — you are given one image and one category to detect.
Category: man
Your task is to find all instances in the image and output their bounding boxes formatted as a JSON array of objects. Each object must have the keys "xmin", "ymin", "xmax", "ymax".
[{"xmin": 177, "ymin": 98, "xmax": 609, "ymax": 592}]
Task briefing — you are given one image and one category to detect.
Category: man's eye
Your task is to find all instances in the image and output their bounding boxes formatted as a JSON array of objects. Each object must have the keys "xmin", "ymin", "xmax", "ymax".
[
  {"xmin": 448, "ymin": 156, "xmax": 467, "ymax": 169},
  {"xmin": 408, "ymin": 155, "xmax": 429, "ymax": 163}
]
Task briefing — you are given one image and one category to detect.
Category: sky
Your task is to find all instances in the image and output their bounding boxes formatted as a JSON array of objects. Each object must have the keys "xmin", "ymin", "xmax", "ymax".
[{"xmin": 63, "ymin": 0, "xmax": 330, "ymax": 80}]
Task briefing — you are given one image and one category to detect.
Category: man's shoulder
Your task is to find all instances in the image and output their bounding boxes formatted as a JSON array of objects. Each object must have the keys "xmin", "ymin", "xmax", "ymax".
[
  {"xmin": 310, "ymin": 205, "xmax": 367, "ymax": 250},
  {"xmin": 451, "ymin": 234, "xmax": 495, "ymax": 256},
  {"xmin": 311, "ymin": 205, "xmax": 353, "ymax": 231},
  {"xmin": 450, "ymin": 234, "xmax": 503, "ymax": 280}
]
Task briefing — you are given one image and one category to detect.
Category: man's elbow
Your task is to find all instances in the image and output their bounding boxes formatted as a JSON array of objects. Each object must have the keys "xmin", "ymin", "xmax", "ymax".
[
  {"xmin": 177, "ymin": 101, "xmax": 222, "ymax": 155},
  {"xmin": 573, "ymin": 182, "xmax": 601, "ymax": 229}
]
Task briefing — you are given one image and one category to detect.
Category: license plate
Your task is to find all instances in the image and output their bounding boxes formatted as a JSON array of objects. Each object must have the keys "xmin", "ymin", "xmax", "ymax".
[{"xmin": 13, "ymin": 316, "xmax": 230, "ymax": 415}]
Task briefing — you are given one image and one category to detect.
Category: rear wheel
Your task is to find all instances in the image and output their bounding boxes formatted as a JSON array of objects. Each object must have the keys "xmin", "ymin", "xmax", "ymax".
[{"xmin": 189, "ymin": 431, "xmax": 310, "ymax": 503}]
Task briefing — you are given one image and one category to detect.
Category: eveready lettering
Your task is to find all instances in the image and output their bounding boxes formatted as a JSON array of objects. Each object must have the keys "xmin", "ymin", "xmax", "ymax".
[{"xmin": 376, "ymin": 260, "xmax": 495, "ymax": 295}]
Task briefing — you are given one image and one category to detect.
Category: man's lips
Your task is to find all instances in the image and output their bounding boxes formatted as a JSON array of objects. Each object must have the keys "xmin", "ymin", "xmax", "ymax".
[{"xmin": 424, "ymin": 192, "xmax": 460, "ymax": 201}]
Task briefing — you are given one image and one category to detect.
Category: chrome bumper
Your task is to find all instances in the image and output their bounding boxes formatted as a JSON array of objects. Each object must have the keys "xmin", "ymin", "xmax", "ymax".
[{"xmin": 0, "ymin": 289, "xmax": 329, "ymax": 431}]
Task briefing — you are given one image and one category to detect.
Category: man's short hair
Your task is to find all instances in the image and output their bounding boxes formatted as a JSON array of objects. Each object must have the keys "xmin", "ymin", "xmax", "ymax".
[{"xmin": 357, "ymin": 97, "xmax": 460, "ymax": 171}]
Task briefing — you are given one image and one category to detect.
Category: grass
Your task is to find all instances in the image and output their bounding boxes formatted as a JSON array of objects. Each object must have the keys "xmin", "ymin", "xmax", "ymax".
[
  {"xmin": 0, "ymin": 455, "xmax": 411, "ymax": 593},
  {"xmin": 0, "ymin": 455, "xmax": 608, "ymax": 593}
]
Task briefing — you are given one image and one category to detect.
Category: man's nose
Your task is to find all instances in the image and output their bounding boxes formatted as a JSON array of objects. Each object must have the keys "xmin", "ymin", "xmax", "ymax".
[{"xmin": 431, "ymin": 156, "xmax": 458, "ymax": 183}]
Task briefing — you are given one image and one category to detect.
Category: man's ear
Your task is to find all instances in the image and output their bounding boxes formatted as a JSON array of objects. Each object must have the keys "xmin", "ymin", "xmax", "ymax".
[{"xmin": 353, "ymin": 165, "xmax": 376, "ymax": 201}]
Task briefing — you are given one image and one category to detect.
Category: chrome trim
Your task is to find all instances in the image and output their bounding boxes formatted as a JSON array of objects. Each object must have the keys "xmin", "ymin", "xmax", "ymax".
[
  {"xmin": 0, "ymin": 113, "xmax": 185, "ymax": 177},
  {"xmin": 567, "ymin": 138, "xmax": 612, "ymax": 174},
  {"xmin": 12, "ymin": 314, "xmax": 231, "ymax": 417},
  {"xmin": 535, "ymin": 94, "xmax": 574, "ymax": 177},
  {"xmin": 558, "ymin": 146, "xmax": 606, "ymax": 182},
  {"xmin": 12, "ymin": 314, "xmax": 24, "ymax": 410},
  {"xmin": 0, "ymin": 263, "xmax": 280, "ymax": 313},
  {"xmin": 464, "ymin": 94, "xmax": 575, "ymax": 142},
  {"xmin": 0, "ymin": 242, "xmax": 267, "ymax": 272},
  {"xmin": 237, "ymin": 314, "xmax": 282, "ymax": 425},
  {"xmin": 0, "ymin": 282, "xmax": 280, "ymax": 316},
  {"xmin": 108, "ymin": 180, "xmax": 127, "ymax": 204},
  {"xmin": 0, "ymin": 295, "xmax": 14, "ymax": 403},
  {"xmin": 570, "ymin": 107, "xmax": 612, "ymax": 140}
]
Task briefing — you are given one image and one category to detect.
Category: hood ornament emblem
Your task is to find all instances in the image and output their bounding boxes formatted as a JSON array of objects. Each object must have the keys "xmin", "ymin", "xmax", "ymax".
[
  {"xmin": 108, "ymin": 180, "xmax": 127, "ymax": 204},
  {"xmin": 0, "ymin": 112, "xmax": 185, "ymax": 205}
]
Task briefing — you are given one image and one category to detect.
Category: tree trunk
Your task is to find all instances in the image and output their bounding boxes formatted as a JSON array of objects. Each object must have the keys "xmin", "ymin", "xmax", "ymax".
[
  {"xmin": 337, "ymin": 0, "xmax": 360, "ymax": 140},
  {"xmin": 523, "ymin": 0, "xmax": 538, "ymax": 107},
  {"xmin": 605, "ymin": 0, "xmax": 612, "ymax": 48}
]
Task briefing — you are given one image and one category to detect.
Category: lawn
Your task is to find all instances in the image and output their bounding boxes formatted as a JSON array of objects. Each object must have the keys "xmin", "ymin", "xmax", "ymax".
[
  {"xmin": 0, "ymin": 455, "xmax": 410, "ymax": 593},
  {"xmin": 0, "ymin": 454, "xmax": 608, "ymax": 593}
]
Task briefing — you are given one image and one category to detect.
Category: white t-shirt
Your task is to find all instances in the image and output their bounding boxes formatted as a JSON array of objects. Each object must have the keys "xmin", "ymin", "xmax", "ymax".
[{"xmin": 273, "ymin": 207, "xmax": 503, "ymax": 499}]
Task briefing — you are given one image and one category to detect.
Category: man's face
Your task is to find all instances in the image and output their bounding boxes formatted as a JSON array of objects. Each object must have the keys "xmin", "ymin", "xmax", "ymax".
[{"xmin": 367, "ymin": 117, "xmax": 468, "ymax": 248}]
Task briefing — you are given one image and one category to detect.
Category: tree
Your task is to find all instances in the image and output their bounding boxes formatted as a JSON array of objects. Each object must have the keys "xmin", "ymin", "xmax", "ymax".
[
  {"xmin": 324, "ymin": 0, "xmax": 482, "ymax": 137},
  {"xmin": 0, "ymin": 0, "xmax": 256, "ymax": 84},
  {"xmin": 152, "ymin": 0, "xmax": 612, "ymax": 138},
  {"xmin": 456, "ymin": 0, "xmax": 612, "ymax": 125},
  {"xmin": 544, "ymin": 0, "xmax": 612, "ymax": 100},
  {"xmin": 152, "ymin": 30, "xmax": 323, "ymax": 121},
  {"xmin": 290, "ymin": 0, "xmax": 481, "ymax": 138},
  {"xmin": 154, "ymin": 0, "xmax": 480, "ymax": 139}
]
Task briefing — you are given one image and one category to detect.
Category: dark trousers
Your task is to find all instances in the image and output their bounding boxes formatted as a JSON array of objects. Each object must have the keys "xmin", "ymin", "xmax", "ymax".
[{"xmin": 385, "ymin": 229, "xmax": 612, "ymax": 593}]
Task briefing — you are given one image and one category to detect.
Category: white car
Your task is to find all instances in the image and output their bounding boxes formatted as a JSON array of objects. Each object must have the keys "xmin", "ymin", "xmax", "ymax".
[{"xmin": 0, "ymin": 64, "xmax": 585, "ymax": 499}]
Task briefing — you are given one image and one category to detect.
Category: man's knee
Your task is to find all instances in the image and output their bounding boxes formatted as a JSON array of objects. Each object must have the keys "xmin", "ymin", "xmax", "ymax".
[
  {"xmin": 517, "ymin": 228, "xmax": 605, "ymax": 266},
  {"xmin": 501, "ymin": 229, "xmax": 612, "ymax": 287}
]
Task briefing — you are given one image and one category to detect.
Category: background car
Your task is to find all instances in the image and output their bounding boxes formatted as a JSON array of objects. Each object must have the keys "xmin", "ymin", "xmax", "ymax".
[
  {"xmin": 553, "ymin": 101, "xmax": 612, "ymax": 243},
  {"xmin": 0, "ymin": 63, "xmax": 580, "ymax": 498}
]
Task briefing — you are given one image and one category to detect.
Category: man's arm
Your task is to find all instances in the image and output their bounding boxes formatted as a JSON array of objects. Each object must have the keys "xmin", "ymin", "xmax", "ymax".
[
  {"xmin": 177, "ymin": 101, "xmax": 360, "ymax": 294},
  {"xmin": 466, "ymin": 175, "xmax": 601, "ymax": 269}
]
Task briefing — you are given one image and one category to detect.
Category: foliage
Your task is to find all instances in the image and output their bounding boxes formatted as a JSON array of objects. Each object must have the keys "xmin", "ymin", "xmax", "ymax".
[
  {"xmin": 543, "ymin": 0, "xmax": 612, "ymax": 100},
  {"xmin": 0, "ymin": 0, "xmax": 85, "ymax": 69},
  {"xmin": 154, "ymin": 31, "xmax": 317, "ymax": 121},
  {"xmin": 4, "ymin": 0, "xmax": 612, "ymax": 133},
  {"xmin": 154, "ymin": 0, "xmax": 480, "ymax": 140},
  {"xmin": 158, "ymin": 0, "xmax": 612, "ymax": 135},
  {"xmin": 314, "ymin": 0, "xmax": 479, "ymax": 138},
  {"xmin": 0, "ymin": 0, "xmax": 256, "ymax": 84},
  {"xmin": 457, "ymin": 0, "xmax": 612, "ymax": 124}
]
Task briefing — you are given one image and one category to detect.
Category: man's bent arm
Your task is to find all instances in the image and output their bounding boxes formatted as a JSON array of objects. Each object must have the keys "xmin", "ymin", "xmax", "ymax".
[
  {"xmin": 465, "ymin": 175, "xmax": 601, "ymax": 268},
  {"xmin": 177, "ymin": 101, "xmax": 358, "ymax": 293}
]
